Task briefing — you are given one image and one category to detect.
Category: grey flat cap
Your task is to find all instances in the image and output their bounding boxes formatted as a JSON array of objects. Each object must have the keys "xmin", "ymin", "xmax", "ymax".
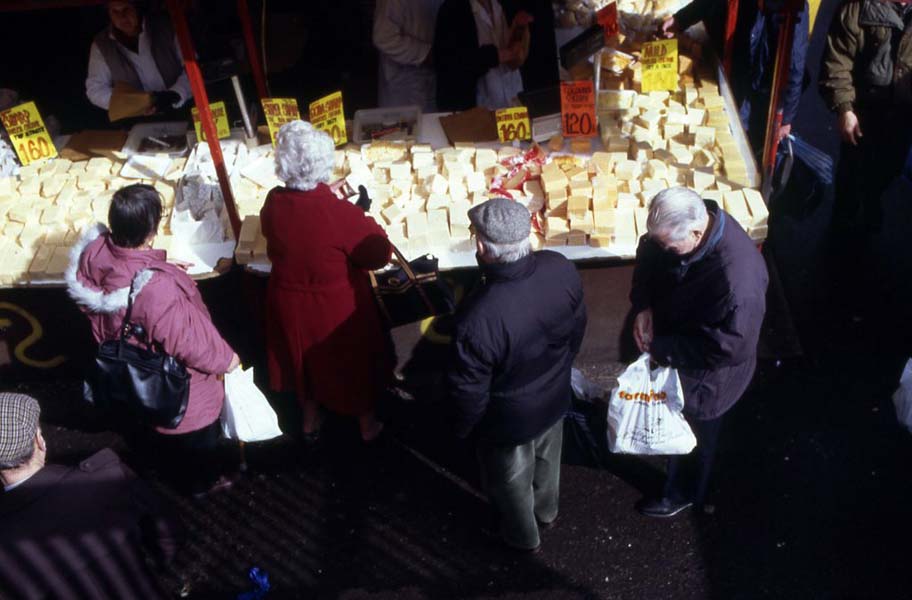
[
  {"xmin": 468, "ymin": 198, "xmax": 531, "ymax": 244},
  {"xmin": 0, "ymin": 393, "xmax": 40, "ymax": 466}
]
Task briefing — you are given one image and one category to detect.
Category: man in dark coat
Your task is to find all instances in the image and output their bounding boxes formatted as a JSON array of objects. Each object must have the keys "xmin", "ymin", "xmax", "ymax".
[
  {"xmin": 630, "ymin": 187, "xmax": 768, "ymax": 517},
  {"xmin": 661, "ymin": 0, "xmax": 809, "ymax": 154},
  {"xmin": 447, "ymin": 198, "xmax": 587, "ymax": 552},
  {"xmin": 0, "ymin": 393, "xmax": 183, "ymax": 599}
]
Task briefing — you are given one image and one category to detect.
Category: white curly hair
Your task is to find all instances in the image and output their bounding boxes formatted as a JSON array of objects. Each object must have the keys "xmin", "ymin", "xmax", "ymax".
[{"xmin": 274, "ymin": 120, "xmax": 335, "ymax": 191}]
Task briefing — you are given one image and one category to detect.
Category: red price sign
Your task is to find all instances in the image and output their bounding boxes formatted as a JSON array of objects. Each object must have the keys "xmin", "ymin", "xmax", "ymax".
[
  {"xmin": 495, "ymin": 106, "xmax": 531, "ymax": 143},
  {"xmin": 597, "ymin": 2, "xmax": 619, "ymax": 40},
  {"xmin": 560, "ymin": 81, "xmax": 597, "ymax": 138}
]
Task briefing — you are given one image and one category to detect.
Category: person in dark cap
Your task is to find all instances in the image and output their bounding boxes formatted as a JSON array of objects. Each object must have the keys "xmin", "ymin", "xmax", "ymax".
[
  {"xmin": 0, "ymin": 393, "xmax": 183, "ymax": 599},
  {"xmin": 446, "ymin": 198, "xmax": 587, "ymax": 553}
]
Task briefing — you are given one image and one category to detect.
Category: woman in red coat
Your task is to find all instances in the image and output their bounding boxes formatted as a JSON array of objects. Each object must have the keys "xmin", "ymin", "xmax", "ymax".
[{"xmin": 261, "ymin": 120, "xmax": 393, "ymax": 442}]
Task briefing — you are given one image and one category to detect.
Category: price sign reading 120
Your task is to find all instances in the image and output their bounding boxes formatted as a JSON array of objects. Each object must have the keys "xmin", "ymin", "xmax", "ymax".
[
  {"xmin": 495, "ymin": 106, "xmax": 531, "ymax": 143},
  {"xmin": 560, "ymin": 80, "xmax": 596, "ymax": 138}
]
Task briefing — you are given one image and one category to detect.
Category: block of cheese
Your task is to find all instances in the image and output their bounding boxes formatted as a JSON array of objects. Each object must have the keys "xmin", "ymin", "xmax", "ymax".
[
  {"xmin": 44, "ymin": 246, "xmax": 71, "ymax": 279},
  {"xmin": 604, "ymin": 136, "xmax": 630, "ymax": 153},
  {"xmin": 428, "ymin": 173, "xmax": 448, "ymax": 196},
  {"xmin": 466, "ymin": 171, "xmax": 487, "ymax": 194},
  {"xmin": 565, "ymin": 167, "xmax": 589, "ymax": 183},
  {"xmin": 567, "ymin": 195, "xmax": 590, "ymax": 219},
  {"xmin": 613, "ymin": 209, "xmax": 637, "ymax": 243},
  {"xmin": 593, "ymin": 209, "xmax": 616, "ymax": 235},
  {"xmin": 449, "ymin": 180, "xmax": 468, "ymax": 201},
  {"xmin": 415, "ymin": 164, "xmax": 437, "ymax": 181},
  {"xmin": 569, "ymin": 180, "xmax": 593, "ymax": 198},
  {"xmin": 406, "ymin": 212, "xmax": 429, "ymax": 238},
  {"xmin": 544, "ymin": 217, "xmax": 569, "ymax": 240},
  {"xmin": 475, "ymin": 148, "xmax": 498, "ymax": 171},
  {"xmin": 426, "ymin": 209, "xmax": 449, "ymax": 235},
  {"xmin": 645, "ymin": 159, "xmax": 668, "ymax": 179},
  {"xmin": 523, "ymin": 180, "xmax": 544, "ymax": 202},
  {"xmin": 663, "ymin": 123, "xmax": 685, "ymax": 141},
  {"xmin": 570, "ymin": 138, "xmax": 592, "ymax": 154},
  {"xmin": 541, "ymin": 169, "xmax": 568, "ymax": 194},
  {"xmin": 635, "ymin": 110, "xmax": 663, "ymax": 132},
  {"xmin": 692, "ymin": 167, "xmax": 715, "ymax": 191},
  {"xmin": 569, "ymin": 210, "xmax": 594, "ymax": 235},
  {"xmin": 630, "ymin": 142, "xmax": 653, "ymax": 162},
  {"xmin": 693, "ymin": 126, "xmax": 716, "ymax": 148},
  {"xmin": 617, "ymin": 193, "xmax": 640, "ymax": 210},
  {"xmin": 743, "ymin": 188, "xmax": 769, "ymax": 227},
  {"xmin": 40, "ymin": 205, "xmax": 64, "ymax": 226},
  {"xmin": 615, "ymin": 160, "xmax": 641, "ymax": 180},
  {"xmin": 426, "ymin": 193, "xmax": 450, "ymax": 210},
  {"xmin": 567, "ymin": 232, "xmax": 587, "ymax": 246},
  {"xmin": 382, "ymin": 203, "xmax": 405, "ymax": 225},
  {"xmin": 633, "ymin": 208, "xmax": 649, "ymax": 238},
  {"xmin": 669, "ymin": 147, "xmax": 694, "ymax": 165},
  {"xmin": 692, "ymin": 148, "xmax": 716, "ymax": 168},
  {"xmin": 685, "ymin": 108, "xmax": 706, "ymax": 128},
  {"xmin": 589, "ymin": 234, "xmax": 612, "ymax": 248},
  {"xmin": 28, "ymin": 244, "xmax": 54, "ymax": 280},
  {"xmin": 412, "ymin": 152, "xmax": 434, "ymax": 170},
  {"xmin": 723, "ymin": 190, "xmax": 750, "ymax": 223}
]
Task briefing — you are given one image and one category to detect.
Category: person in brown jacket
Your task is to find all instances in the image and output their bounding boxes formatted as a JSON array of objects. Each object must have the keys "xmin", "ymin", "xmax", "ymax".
[
  {"xmin": 820, "ymin": 0, "xmax": 912, "ymax": 234},
  {"xmin": 0, "ymin": 393, "xmax": 183, "ymax": 599}
]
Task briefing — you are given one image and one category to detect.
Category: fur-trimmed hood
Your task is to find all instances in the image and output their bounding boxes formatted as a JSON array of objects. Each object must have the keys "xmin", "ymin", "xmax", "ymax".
[{"xmin": 65, "ymin": 223, "xmax": 158, "ymax": 315}]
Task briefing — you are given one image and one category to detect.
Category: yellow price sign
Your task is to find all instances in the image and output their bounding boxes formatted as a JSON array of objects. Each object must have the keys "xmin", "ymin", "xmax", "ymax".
[
  {"xmin": 495, "ymin": 106, "xmax": 531, "ymax": 143},
  {"xmin": 0, "ymin": 101, "xmax": 58, "ymax": 167},
  {"xmin": 261, "ymin": 97, "xmax": 300, "ymax": 145},
  {"xmin": 309, "ymin": 91, "xmax": 347, "ymax": 146},
  {"xmin": 641, "ymin": 39, "xmax": 679, "ymax": 92},
  {"xmin": 190, "ymin": 101, "xmax": 231, "ymax": 143}
]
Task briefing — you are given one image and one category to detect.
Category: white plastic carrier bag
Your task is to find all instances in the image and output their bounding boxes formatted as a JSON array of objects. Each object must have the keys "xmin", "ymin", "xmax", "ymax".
[
  {"xmin": 892, "ymin": 359, "xmax": 912, "ymax": 432},
  {"xmin": 222, "ymin": 367, "xmax": 283, "ymax": 442},
  {"xmin": 607, "ymin": 353, "xmax": 697, "ymax": 455}
]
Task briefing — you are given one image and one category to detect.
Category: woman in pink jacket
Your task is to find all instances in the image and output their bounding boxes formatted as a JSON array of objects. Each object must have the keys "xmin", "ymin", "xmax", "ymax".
[{"xmin": 66, "ymin": 184, "xmax": 240, "ymax": 497}]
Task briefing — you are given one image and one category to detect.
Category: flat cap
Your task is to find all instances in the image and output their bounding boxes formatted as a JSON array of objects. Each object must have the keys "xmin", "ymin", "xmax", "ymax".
[
  {"xmin": 468, "ymin": 197, "xmax": 531, "ymax": 244},
  {"xmin": 0, "ymin": 393, "xmax": 40, "ymax": 466}
]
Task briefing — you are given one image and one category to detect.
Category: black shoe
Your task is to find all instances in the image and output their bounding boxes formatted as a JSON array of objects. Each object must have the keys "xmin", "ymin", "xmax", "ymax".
[{"xmin": 636, "ymin": 496, "xmax": 693, "ymax": 518}]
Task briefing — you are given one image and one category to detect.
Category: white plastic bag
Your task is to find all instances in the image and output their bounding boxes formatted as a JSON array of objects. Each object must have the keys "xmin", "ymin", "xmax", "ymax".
[
  {"xmin": 892, "ymin": 359, "xmax": 912, "ymax": 432},
  {"xmin": 222, "ymin": 367, "xmax": 283, "ymax": 442},
  {"xmin": 571, "ymin": 367, "xmax": 606, "ymax": 403},
  {"xmin": 606, "ymin": 353, "xmax": 697, "ymax": 455}
]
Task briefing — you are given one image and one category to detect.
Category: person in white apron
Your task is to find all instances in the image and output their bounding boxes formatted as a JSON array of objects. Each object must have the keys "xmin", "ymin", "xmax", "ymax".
[
  {"xmin": 373, "ymin": 0, "xmax": 445, "ymax": 111},
  {"xmin": 471, "ymin": 0, "xmax": 524, "ymax": 109}
]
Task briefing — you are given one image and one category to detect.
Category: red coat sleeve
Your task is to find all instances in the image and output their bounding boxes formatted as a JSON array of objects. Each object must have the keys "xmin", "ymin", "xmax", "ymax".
[{"xmin": 333, "ymin": 199, "xmax": 393, "ymax": 270}]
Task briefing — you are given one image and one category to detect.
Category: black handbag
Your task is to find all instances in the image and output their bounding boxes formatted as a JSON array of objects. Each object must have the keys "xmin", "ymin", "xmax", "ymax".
[
  {"xmin": 369, "ymin": 245, "xmax": 455, "ymax": 328},
  {"xmin": 84, "ymin": 272, "xmax": 190, "ymax": 429}
]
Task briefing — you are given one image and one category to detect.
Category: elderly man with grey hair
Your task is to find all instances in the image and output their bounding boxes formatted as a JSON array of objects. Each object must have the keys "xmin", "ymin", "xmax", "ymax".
[
  {"xmin": 629, "ymin": 186, "xmax": 768, "ymax": 518},
  {"xmin": 447, "ymin": 198, "xmax": 587, "ymax": 553},
  {"xmin": 0, "ymin": 393, "xmax": 182, "ymax": 598}
]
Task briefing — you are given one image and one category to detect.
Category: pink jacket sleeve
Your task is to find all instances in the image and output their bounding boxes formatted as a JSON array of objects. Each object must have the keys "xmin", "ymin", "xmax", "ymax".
[{"xmin": 137, "ymin": 275, "xmax": 235, "ymax": 375}]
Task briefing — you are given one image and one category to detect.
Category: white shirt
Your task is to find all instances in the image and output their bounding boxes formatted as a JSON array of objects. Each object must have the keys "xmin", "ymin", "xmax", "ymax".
[
  {"xmin": 373, "ymin": 0, "xmax": 444, "ymax": 111},
  {"xmin": 85, "ymin": 21, "xmax": 192, "ymax": 110},
  {"xmin": 3, "ymin": 470, "xmax": 37, "ymax": 492},
  {"xmin": 470, "ymin": 0, "xmax": 523, "ymax": 110}
]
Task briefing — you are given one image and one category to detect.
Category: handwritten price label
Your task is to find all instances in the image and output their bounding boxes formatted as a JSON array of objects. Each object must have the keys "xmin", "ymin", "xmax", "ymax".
[
  {"xmin": 641, "ymin": 39, "xmax": 679, "ymax": 92},
  {"xmin": 261, "ymin": 97, "xmax": 300, "ymax": 145},
  {"xmin": 560, "ymin": 81, "xmax": 597, "ymax": 138},
  {"xmin": 0, "ymin": 101, "xmax": 57, "ymax": 167},
  {"xmin": 191, "ymin": 101, "xmax": 231, "ymax": 142},
  {"xmin": 309, "ymin": 91, "xmax": 347, "ymax": 146},
  {"xmin": 495, "ymin": 106, "xmax": 531, "ymax": 143}
]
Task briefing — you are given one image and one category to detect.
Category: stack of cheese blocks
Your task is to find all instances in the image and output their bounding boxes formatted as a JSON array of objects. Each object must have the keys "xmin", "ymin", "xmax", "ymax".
[
  {"xmin": 237, "ymin": 141, "xmax": 540, "ymax": 265},
  {"xmin": 0, "ymin": 155, "xmax": 182, "ymax": 285},
  {"xmin": 592, "ymin": 48, "xmax": 767, "ymax": 238}
]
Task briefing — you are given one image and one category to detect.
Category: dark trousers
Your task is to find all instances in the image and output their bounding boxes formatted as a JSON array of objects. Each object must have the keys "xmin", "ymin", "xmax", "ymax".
[
  {"xmin": 477, "ymin": 419, "xmax": 563, "ymax": 550},
  {"xmin": 664, "ymin": 414, "xmax": 724, "ymax": 507},
  {"xmin": 156, "ymin": 420, "xmax": 222, "ymax": 495}
]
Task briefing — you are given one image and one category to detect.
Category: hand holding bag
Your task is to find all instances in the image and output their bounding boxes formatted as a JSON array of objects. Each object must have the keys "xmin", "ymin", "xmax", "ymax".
[
  {"xmin": 84, "ymin": 270, "xmax": 190, "ymax": 429},
  {"xmin": 606, "ymin": 353, "xmax": 696, "ymax": 455},
  {"xmin": 369, "ymin": 244, "xmax": 455, "ymax": 328}
]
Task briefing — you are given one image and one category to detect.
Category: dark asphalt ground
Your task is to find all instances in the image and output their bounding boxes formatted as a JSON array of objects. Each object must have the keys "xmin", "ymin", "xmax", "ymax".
[{"xmin": 4, "ymin": 0, "xmax": 912, "ymax": 597}]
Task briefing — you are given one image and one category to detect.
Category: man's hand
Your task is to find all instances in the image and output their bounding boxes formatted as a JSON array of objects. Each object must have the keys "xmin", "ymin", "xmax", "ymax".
[
  {"xmin": 659, "ymin": 17, "xmax": 678, "ymax": 39},
  {"xmin": 839, "ymin": 110, "xmax": 863, "ymax": 146},
  {"xmin": 168, "ymin": 259, "xmax": 195, "ymax": 271},
  {"xmin": 152, "ymin": 91, "xmax": 180, "ymax": 113},
  {"xmin": 633, "ymin": 308, "xmax": 654, "ymax": 353},
  {"xmin": 498, "ymin": 43, "xmax": 524, "ymax": 69},
  {"xmin": 777, "ymin": 123, "xmax": 792, "ymax": 142}
]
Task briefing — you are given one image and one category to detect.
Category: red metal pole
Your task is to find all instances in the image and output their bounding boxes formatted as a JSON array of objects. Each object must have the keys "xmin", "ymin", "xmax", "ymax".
[
  {"xmin": 237, "ymin": 0, "xmax": 269, "ymax": 99},
  {"xmin": 723, "ymin": 0, "xmax": 740, "ymax": 76},
  {"xmin": 760, "ymin": 1, "xmax": 800, "ymax": 200},
  {"xmin": 165, "ymin": 0, "xmax": 242, "ymax": 240}
]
